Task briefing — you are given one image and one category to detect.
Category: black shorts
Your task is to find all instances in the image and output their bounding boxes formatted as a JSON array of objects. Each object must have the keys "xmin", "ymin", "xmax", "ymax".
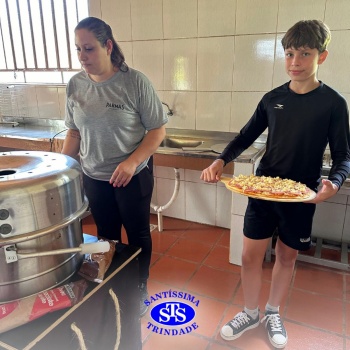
[{"xmin": 243, "ymin": 198, "xmax": 316, "ymax": 251}]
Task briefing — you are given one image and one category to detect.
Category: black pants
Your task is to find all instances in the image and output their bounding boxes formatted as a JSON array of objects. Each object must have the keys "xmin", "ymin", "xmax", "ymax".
[{"xmin": 83, "ymin": 158, "xmax": 154, "ymax": 283}]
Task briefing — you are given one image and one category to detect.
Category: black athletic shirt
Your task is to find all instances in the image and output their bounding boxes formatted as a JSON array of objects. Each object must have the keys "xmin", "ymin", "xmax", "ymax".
[{"xmin": 218, "ymin": 82, "xmax": 350, "ymax": 191}]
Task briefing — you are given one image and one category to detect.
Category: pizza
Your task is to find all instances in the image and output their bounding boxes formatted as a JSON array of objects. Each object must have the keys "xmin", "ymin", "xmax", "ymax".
[{"xmin": 221, "ymin": 174, "xmax": 315, "ymax": 201}]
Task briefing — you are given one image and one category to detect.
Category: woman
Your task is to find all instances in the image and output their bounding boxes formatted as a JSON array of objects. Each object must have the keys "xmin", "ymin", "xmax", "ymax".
[{"xmin": 61, "ymin": 17, "xmax": 168, "ymax": 317}]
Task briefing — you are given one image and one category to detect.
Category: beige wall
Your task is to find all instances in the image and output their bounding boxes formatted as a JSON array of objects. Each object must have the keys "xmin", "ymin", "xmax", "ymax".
[
  {"xmin": 2, "ymin": 0, "xmax": 350, "ymax": 126},
  {"xmin": 89, "ymin": 0, "xmax": 350, "ymax": 133}
]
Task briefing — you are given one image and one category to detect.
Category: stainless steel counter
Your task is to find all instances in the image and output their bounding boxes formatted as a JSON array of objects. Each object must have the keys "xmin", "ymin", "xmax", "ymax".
[
  {"xmin": 0, "ymin": 122, "xmax": 67, "ymax": 153},
  {"xmin": 157, "ymin": 128, "xmax": 266, "ymax": 163},
  {"xmin": 0, "ymin": 124, "xmax": 267, "ymax": 165}
]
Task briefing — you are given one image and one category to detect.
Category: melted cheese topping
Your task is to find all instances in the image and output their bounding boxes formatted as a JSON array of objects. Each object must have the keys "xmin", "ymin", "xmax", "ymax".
[{"xmin": 229, "ymin": 175, "xmax": 309, "ymax": 198}]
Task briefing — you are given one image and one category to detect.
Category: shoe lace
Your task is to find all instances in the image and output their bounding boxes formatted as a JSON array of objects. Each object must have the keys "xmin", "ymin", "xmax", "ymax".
[
  {"xmin": 261, "ymin": 313, "xmax": 282, "ymax": 332},
  {"xmin": 230, "ymin": 312, "xmax": 251, "ymax": 329}
]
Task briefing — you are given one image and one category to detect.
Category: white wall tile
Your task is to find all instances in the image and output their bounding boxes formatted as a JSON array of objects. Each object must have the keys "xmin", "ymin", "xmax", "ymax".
[
  {"xmin": 162, "ymin": 91, "xmax": 196, "ymax": 130},
  {"xmin": 101, "ymin": 0, "xmax": 132, "ymax": 41},
  {"xmin": 277, "ymin": 0, "xmax": 327, "ymax": 32},
  {"xmin": 156, "ymin": 166, "xmax": 185, "ymax": 180},
  {"xmin": 131, "ymin": 0, "xmax": 163, "ymax": 40},
  {"xmin": 24, "ymin": 85, "xmax": 39, "ymax": 118},
  {"xmin": 230, "ymin": 91, "xmax": 265, "ymax": 132},
  {"xmin": 233, "ymin": 34, "xmax": 275, "ymax": 92},
  {"xmin": 235, "ymin": 0, "xmax": 278, "ymax": 34},
  {"xmin": 197, "ymin": 37, "xmax": 234, "ymax": 92},
  {"xmin": 36, "ymin": 87, "xmax": 60, "ymax": 119},
  {"xmin": 57, "ymin": 87, "xmax": 66, "ymax": 120},
  {"xmin": 155, "ymin": 177, "xmax": 186, "ymax": 220},
  {"xmin": 318, "ymin": 31, "xmax": 350, "ymax": 93},
  {"xmin": 120, "ymin": 42, "xmax": 133, "ymax": 68},
  {"xmin": 164, "ymin": 39, "xmax": 197, "ymax": 91},
  {"xmin": 198, "ymin": 0, "xmax": 236, "ymax": 37},
  {"xmin": 88, "ymin": 1, "xmax": 101, "ymax": 18},
  {"xmin": 229, "ymin": 214, "xmax": 244, "ymax": 265},
  {"xmin": 325, "ymin": 0, "xmax": 350, "ymax": 30},
  {"xmin": 151, "ymin": 177, "xmax": 158, "ymax": 214},
  {"xmin": 312, "ymin": 202, "xmax": 346, "ymax": 241},
  {"xmin": 216, "ymin": 184, "xmax": 232, "ymax": 228},
  {"xmin": 185, "ymin": 181, "xmax": 216, "ymax": 225},
  {"xmin": 133, "ymin": 40, "xmax": 164, "ymax": 90},
  {"xmin": 272, "ymin": 33, "xmax": 287, "ymax": 89},
  {"xmin": 231, "ymin": 192, "xmax": 248, "ymax": 215},
  {"xmin": 163, "ymin": 0, "xmax": 197, "ymax": 39},
  {"xmin": 184, "ymin": 169, "xmax": 203, "ymax": 183},
  {"xmin": 342, "ymin": 205, "xmax": 350, "ymax": 242},
  {"xmin": 196, "ymin": 92, "xmax": 231, "ymax": 131},
  {"xmin": 234, "ymin": 162, "xmax": 255, "ymax": 176}
]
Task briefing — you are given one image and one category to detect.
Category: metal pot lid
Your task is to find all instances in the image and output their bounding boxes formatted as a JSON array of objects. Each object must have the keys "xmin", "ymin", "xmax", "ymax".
[{"xmin": 0, "ymin": 151, "xmax": 80, "ymax": 184}]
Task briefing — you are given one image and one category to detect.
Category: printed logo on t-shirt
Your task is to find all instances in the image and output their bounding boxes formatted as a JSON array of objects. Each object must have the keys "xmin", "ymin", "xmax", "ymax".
[
  {"xmin": 106, "ymin": 102, "xmax": 125, "ymax": 110},
  {"xmin": 274, "ymin": 104, "xmax": 284, "ymax": 109}
]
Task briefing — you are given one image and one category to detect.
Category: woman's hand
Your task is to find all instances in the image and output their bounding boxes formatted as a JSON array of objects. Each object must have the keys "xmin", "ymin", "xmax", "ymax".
[
  {"xmin": 109, "ymin": 126, "xmax": 166, "ymax": 188},
  {"xmin": 305, "ymin": 178, "xmax": 339, "ymax": 204},
  {"xmin": 109, "ymin": 159, "xmax": 137, "ymax": 187},
  {"xmin": 200, "ymin": 159, "xmax": 225, "ymax": 183}
]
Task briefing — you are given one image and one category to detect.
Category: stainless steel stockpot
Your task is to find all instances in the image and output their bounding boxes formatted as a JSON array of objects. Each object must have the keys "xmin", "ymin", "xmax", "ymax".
[{"xmin": 0, "ymin": 151, "xmax": 89, "ymax": 303}]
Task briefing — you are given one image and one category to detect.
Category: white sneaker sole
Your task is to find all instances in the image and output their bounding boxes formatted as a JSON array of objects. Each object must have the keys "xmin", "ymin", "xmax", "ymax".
[{"xmin": 220, "ymin": 319, "xmax": 260, "ymax": 341}]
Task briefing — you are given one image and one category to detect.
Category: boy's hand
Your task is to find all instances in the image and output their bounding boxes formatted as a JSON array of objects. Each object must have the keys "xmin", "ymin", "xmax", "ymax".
[
  {"xmin": 200, "ymin": 159, "xmax": 224, "ymax": 183},
  {"xmin": 305, "ymin": 179, "xmax": 338, "ymax": 204}
]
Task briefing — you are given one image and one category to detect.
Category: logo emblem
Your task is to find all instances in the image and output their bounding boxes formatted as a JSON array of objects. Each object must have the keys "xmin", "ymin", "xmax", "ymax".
[
  {"xmin": 145, "ymin": 290, "xmax": 200, "ymax": 336},
  {"xmin": 151, "ymin": 302, "xmax": 195, "ymax": 326},
  {"xmin": 274, "ymin": 104, "xmax": 284, "ymax": 109},
  {"xmin": 300, "ymin": 237, "xmax": 311, "ymax": 243}
]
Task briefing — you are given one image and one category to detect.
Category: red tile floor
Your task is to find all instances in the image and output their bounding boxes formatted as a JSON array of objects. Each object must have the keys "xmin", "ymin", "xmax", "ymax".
[{"xmin": 82, "ymin": 214, "xmax": 350, "ymax": 350}]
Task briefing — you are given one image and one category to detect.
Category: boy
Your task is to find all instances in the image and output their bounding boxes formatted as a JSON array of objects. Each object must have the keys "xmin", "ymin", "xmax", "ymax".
[{"xmin": 201, "ymin": 20, "xmax": 350, "ymax": 348}]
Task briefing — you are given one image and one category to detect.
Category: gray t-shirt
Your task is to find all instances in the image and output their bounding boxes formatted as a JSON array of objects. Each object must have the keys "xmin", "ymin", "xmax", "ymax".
[{"xmin": 65, "ymin": 67, "xmax": 168, "ymax": 180}]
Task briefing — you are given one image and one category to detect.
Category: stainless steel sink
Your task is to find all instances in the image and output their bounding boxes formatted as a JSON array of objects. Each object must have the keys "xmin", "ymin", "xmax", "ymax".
[
  {"xmin": 159, "ymin": 137, "xmax": 203, "ymax": 149},
  {"xmin": 156, "ymin": 128, "xmax": 266, "ymax": 161}
]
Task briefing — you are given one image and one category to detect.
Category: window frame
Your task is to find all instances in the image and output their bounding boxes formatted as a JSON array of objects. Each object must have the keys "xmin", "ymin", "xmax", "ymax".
[{"xmin": 0, "ymin": 0, "xmax": 88, "ymax": 84}]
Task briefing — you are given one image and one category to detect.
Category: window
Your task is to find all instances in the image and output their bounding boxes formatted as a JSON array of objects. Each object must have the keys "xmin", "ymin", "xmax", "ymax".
[{"xmin": 0, "ymin": 0, "xmax": 88, "ymax": 84}]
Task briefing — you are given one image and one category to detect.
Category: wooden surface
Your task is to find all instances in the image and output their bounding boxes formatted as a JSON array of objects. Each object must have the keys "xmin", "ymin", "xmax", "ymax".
[{"xmin": 0, "ymin": 244, "xmax": 142, "ymax": 350}]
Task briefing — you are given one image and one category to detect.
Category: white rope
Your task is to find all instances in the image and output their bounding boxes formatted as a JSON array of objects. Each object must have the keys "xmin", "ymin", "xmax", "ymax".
[
  {"xmin": 70, "ymin": 288, "xmax": 121, "ymax": 350},
  {"xmin": 71, "ymin": 322, "xmax": 88, "ymax": 350},
  {"xmin": 109, "ymin": 288, "xmax": 121, "ymax": 350}
]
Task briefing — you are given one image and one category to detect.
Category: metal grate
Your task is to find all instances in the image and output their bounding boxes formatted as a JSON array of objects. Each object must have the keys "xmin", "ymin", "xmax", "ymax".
[{"xmin": 0, "ymin": 0, "xmax": 88, "ymax": 73}]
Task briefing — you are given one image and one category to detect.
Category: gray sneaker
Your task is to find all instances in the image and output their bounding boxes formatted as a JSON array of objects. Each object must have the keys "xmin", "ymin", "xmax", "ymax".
[
  {"xmin": 139, "ymin": 282, "xmax": 149, "ymax": 317},
  {"xmin": 220, "ymin": 311, "xmax": 260, "ymax": 341},
  {"xmin": 261, "ymin": 311, "xmax": 288, "ymax": 348}
]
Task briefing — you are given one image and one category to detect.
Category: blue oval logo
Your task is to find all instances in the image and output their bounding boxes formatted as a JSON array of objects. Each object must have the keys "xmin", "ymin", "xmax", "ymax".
[{"xmin": 150, "ymin": 302, "xmax": 196, "ymax": 326}]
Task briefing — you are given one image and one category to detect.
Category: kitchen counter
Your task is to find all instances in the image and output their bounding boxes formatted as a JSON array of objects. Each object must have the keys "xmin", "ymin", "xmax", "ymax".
[
  {"xmin": 0, "ymin": 123, "xmax": 67, "ymax": 153},
  {"xmin": 0, "ymin": 124, "xmax": 266, "ymax": 171}
]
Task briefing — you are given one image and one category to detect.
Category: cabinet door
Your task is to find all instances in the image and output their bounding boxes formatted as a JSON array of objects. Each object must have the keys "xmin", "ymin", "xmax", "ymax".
[
  {"xmin": 342, "ymin": 205, "xmax": 350, "ymax": 243},
  {"xmin": 312, "ymin": 202, "xmax": 346, "ymax": 242}
]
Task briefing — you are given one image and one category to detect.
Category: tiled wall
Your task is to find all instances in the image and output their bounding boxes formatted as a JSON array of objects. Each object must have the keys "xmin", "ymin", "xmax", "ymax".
[
  {"xmin": 91, "ymin": 0, "xmax": 350, "ymax": 132},
  {"xmin": 92, "ymin": 0, "xmax": 350, "ymax": 227},
  {"xmin": 2, "ymin": 0, "xmax": 350, "ymax": 227},
  {"xmin": 0, "ymin": 84, "xmax": 66, "ymax": 120},
  {"xmin": 2, "ymin": 1, "xmax": 350, "ymax": 125}
]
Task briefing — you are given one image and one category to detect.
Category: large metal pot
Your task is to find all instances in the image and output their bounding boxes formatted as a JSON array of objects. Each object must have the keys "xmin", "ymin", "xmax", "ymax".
[{"xmin": 0, "ymin": 151, "xmax": 89, "ymax": 303}]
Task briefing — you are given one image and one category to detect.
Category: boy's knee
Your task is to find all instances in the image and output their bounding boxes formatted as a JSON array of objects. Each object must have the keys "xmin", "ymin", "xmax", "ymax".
[{"xmin": 275, "ymin": 251, "xmax": 297, "ymax": 268}]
